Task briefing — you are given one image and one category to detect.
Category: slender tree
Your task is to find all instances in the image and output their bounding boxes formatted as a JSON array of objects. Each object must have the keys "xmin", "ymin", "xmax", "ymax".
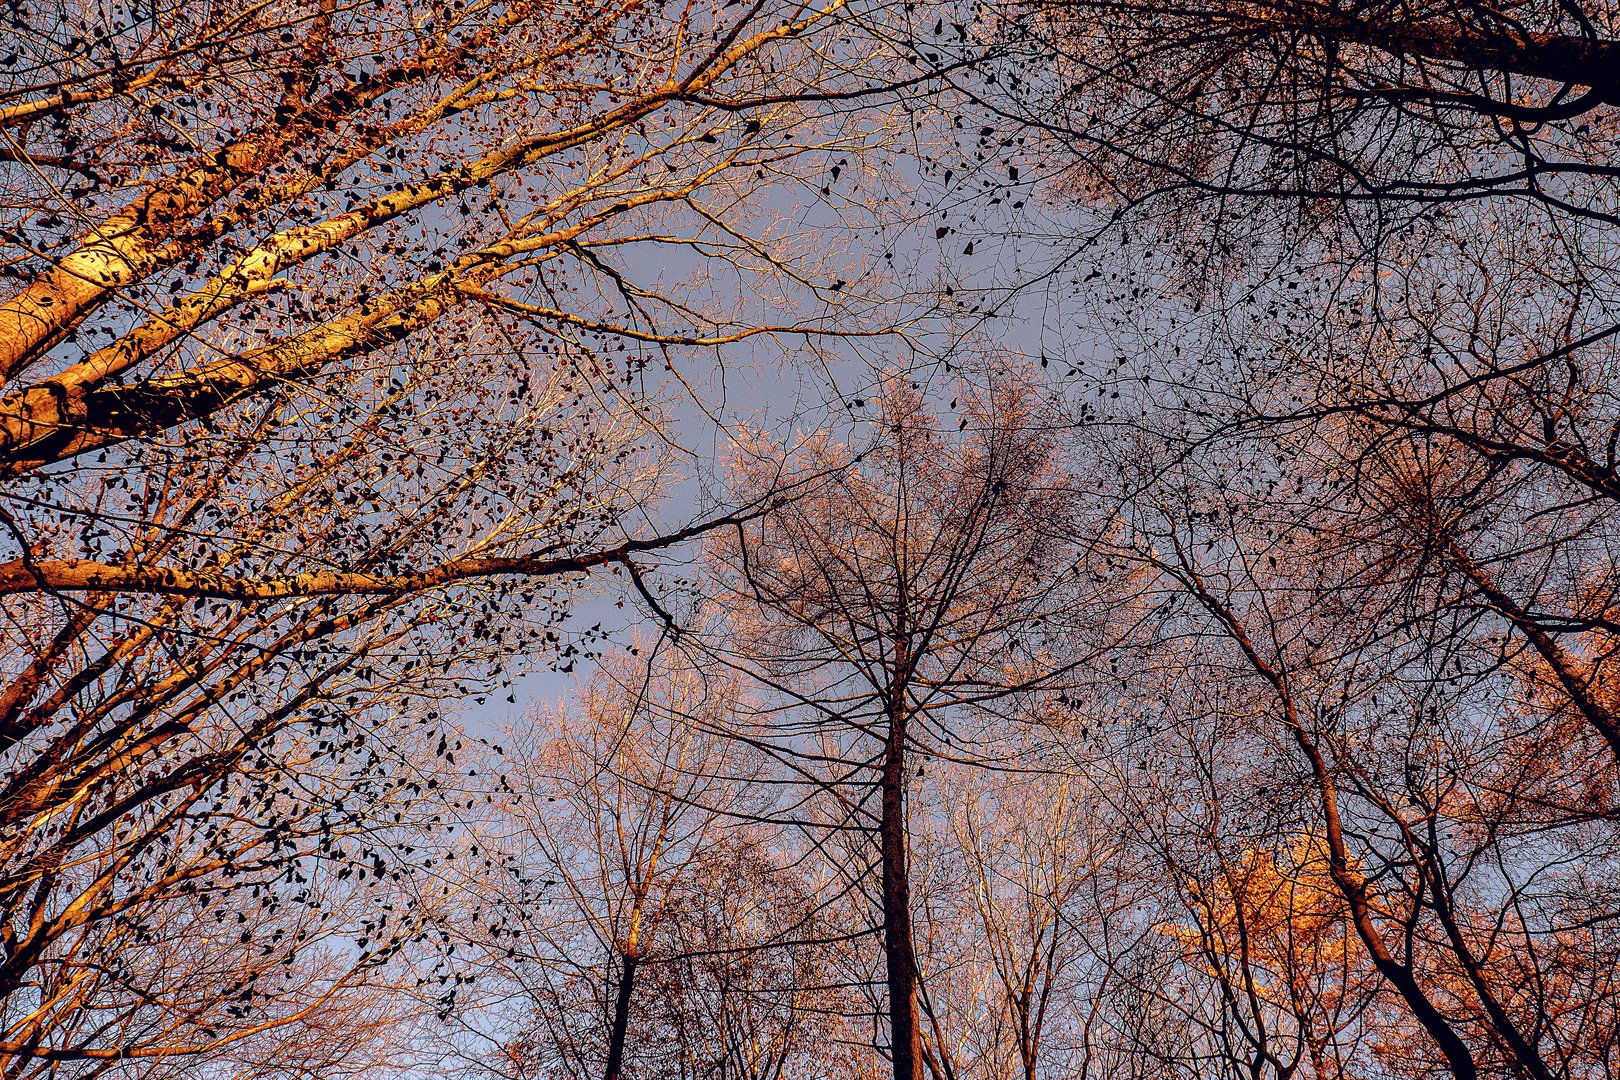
[
  {"xmin": 467, "ymin": 648, "xmax": 854, "ymax": 1080},
  {"xmin": 922, "ymin": 756, "xmax": 1118, "ymax": 1080},
  {"xmin": 705, "ymin": 368, "xmax": 1098, "ymax": 1080},
  {"xmin": 1076, "ymin": 403, "xmax": 1620, "ymax": 1078}
]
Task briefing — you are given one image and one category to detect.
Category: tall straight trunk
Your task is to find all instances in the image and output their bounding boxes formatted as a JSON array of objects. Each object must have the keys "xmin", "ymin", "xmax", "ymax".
[
  {"xmin": 604, "ymin": 952, "xmax": 639, "ymax": 1080},
  {"xmin": 880, "ymin": 691, "xmax": 924, "ymax": 1080}
]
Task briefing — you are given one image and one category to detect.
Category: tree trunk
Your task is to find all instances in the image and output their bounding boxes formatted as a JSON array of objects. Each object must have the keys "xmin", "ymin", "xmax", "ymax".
[
  {"xmin": 880, "ymin": 699, "xmax": 924, "ymax": 1080},
  {"xmin": 604, "ymin": 952, "xmax": 639, "ymax": 1080}
]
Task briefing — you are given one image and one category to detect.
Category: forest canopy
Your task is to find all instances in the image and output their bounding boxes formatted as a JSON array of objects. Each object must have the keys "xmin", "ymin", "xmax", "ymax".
[{"xmin": 2, "ymin": 0, "xmax": 1617, "ymax": 1076}]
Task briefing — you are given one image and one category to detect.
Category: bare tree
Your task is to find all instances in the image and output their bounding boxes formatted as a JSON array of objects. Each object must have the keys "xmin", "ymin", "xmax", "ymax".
[
  {"xmin": 703, "ymin": 368, "xmax": 1098, "ymax": 1080},
  {"xmin": 931, "ymin": 1, "xmax": 1620, "ymax": 1074},
  {"xmin": 0, "ymin": 0, "xmax": 921, "ymax": 1068},
  {"xmin": 918, "ymin": 755, "xmax": 1119, "ymax": 1080},
  {"xmin": 1069, "ymin": 402, "xmax": 1620, "ymax": 1079},
  {"xmin": 465, "ymin": 648, "xmax": 854, "ymax": 1080}
]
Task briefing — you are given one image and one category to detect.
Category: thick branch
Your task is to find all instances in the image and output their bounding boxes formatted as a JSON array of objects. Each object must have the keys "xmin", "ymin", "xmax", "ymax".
[{"xmin": 0, "ymin": 515, "xmax": 744, "ymax": 601}]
